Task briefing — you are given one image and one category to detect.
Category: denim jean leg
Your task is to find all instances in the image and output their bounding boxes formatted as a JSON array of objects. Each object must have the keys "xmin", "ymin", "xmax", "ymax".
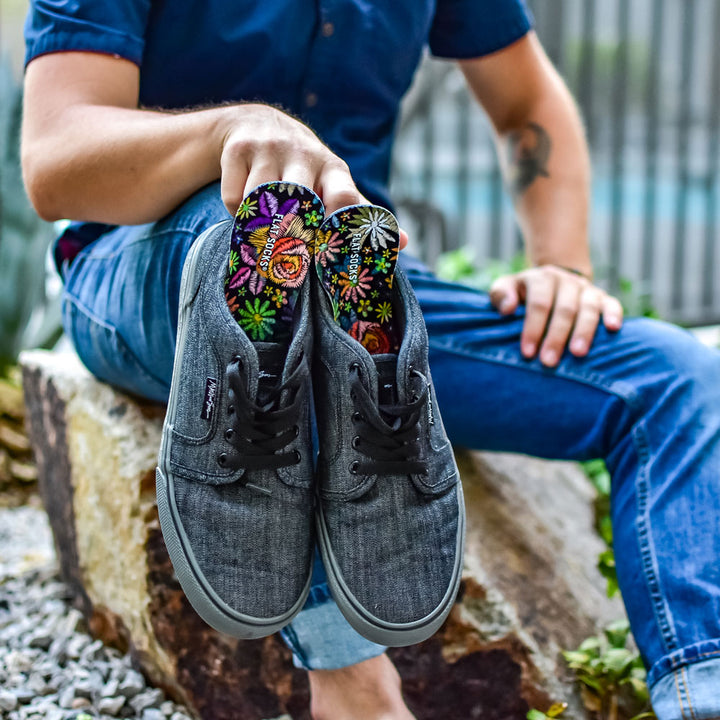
[
  {"xmin": 401, "ymin": 254, "xmax": 720, "ymax": 719},
  {"xmin": 60, "ymin": 181, "xmax": 385, "ymax": 669}
]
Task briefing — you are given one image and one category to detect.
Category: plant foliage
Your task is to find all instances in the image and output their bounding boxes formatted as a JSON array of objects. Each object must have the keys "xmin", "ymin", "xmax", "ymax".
[
  {"xmin": 563, "ymin": 620, "xmax": 656, "ymax": 720},
  {"xmin": 0, "ymin": 55, "xmax": 60, "ymax": 374}
]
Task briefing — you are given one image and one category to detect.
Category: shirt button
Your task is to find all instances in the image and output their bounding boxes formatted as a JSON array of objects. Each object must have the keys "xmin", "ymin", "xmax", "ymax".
[
  {"xmin": 305, "ymin": 92, "xmax": 318, "ymax": 107},
  {"xmin": 322, "ymin": 22, "xmax": 334, "ymax": 37}
]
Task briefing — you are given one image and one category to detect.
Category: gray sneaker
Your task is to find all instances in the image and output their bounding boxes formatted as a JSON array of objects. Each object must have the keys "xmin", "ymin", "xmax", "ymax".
[
  {"xmin": 156, "ymin": 220, "xmax": 315, "ymax": 638},
  {"xmin": 312, "ymin": 263, "xmax": 465, "ymax": 646}
]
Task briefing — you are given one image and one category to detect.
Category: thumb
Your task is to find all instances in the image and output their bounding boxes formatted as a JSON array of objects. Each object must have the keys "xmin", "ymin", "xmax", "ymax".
[
  {"xmin": 489, "ymin": 275, "xmax": 520, "ymax": 315},
  {"xmin": 399, "ymin": 228, "xmax": 409, "ymax": 250}
]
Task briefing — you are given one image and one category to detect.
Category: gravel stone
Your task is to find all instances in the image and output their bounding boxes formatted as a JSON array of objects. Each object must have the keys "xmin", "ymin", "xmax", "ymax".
[
  {"xmin": 118, "ymin": 670, "xmax": 145, "ymax": 699},
  {"xmin": 0, "ymin": 690, "xmax": 19, "ymax": 711},
  {"xmin": 98, "ymin": 696, "xmax": 126, "ymax": 716},
  {"xmin": 101, "ymin": 679, "xmax": 120, "ymax": 698},
  {"xmin": 129, "ymin": 689, "xmax": 163, "ymax": 714},
  {"xmin": 141, "ymin": 710, "xmax": 164, "ymax": 720},
  {"xmin": 0, "ymin": 506, "xmax": 197, "ymax": 720}
]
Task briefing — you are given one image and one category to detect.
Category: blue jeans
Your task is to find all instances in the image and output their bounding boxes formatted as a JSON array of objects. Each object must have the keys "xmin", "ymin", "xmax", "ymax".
[{"xmin": 60, "ymin": 183, "xmax": 720, "ymax": 718}]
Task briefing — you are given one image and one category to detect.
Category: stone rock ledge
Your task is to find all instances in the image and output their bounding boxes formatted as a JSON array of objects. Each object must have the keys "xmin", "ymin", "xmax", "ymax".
[{"xmin": 21, "ymin": 350, "xmax": 622, "ymax": 719}]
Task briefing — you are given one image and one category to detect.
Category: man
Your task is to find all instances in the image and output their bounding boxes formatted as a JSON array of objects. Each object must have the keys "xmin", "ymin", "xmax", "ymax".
[{"xmin": 21, "ymin": 1, "xmax": 720, "ymax": 718}]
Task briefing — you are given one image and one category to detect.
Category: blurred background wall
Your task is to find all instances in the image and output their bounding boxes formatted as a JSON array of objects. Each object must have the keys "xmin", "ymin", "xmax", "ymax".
[{"xmin": 392, "ymin": 0, "xmax": 720, "ymax": 326}]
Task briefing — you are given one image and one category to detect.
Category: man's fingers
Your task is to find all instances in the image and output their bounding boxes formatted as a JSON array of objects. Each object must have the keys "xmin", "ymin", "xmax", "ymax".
[
  {"xmin": 539, "ymin": 279, "xmax": 581, "ymax": 366},
  {"xmin": 602, "ymin": 295, "xmax": 624, "ymax": 331},
  {"xmin": 243, "ymin": 160, "xmax": 284, "ymax": 203},
  {"xmin": 399, "ymin": 228, "xmax": 409, "ymax": 250},
  {"xmin": 520, "ymin": 271, "xmax": 555, "ymax": 358},
  {"xmin": 489, "ymin": 275, "xmax": 521, "ymax": 315},
  {"xmin": 280, "ymin": 162, "xmax": 319, "ymax": 194},
  {"xmin": 220, "ymin": 158, "xmax": 249, "ymax": 216},
  {"xmin": 318, "ymin": 160, "xmax": 364, "ymax": 214},
  {"xmin": 568, "ymin": 287, "xmax": 603, "ymax": 356}
]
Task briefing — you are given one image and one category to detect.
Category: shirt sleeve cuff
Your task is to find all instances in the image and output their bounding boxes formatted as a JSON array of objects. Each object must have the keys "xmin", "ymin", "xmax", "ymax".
[
  {"xmin": 25, "ymin": 26, "xmax": 144, "ymax": 68},
  {"xmin": 429, "ymin": 2, "xmax": 534, "ymax": 59}
]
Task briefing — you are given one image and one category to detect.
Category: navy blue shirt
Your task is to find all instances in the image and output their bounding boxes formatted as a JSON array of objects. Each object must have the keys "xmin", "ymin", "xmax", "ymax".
[{"xmin": 26, "ymin": 0, "xmax": 532, "ymax": 259}]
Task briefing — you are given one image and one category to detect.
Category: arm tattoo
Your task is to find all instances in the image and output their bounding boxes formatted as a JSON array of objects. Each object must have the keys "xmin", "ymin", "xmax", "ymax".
[{"xmin": 506, "ymin": 122, "xmax": 552, "ymax": 198}]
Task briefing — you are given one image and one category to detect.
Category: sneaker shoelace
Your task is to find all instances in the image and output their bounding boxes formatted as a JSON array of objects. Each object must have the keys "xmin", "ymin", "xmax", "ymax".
[
  {"xmin": 217, "ymin": 354, "xmax": 305, "ymax": 492},
  {"xmin": 348, "ymin": 362, "xmax": 428, "ymax": 476}
]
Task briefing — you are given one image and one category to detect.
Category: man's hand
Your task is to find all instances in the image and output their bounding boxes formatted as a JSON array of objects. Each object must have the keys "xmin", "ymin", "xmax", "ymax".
[
  {"xmin": 490, "ymin": 265, "xmax": 623, "ymax": 367},
  {"xmin": 220, "ymin": 104, "xmax": 362, "ymax": 216},
  {"xmin": 219, "ymin": 105, "xmax": 408, "ymax": 248}
]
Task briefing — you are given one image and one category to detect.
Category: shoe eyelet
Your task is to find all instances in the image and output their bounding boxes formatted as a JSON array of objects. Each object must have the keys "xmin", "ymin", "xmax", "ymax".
[
  {"xmin": 350, "ymin": 390, "xmax": 356, "ymax": 401},
  {"xmin": 293, "ymin": 449, "xmax": 302, "ymax": 464},
  {"xmin": 217, "ymin": 453, "xmax": 228, "ymax": 467},
  {"xmin": 227, "ymin": 404, "xmax": 235, "ymax": 415},
  {"xmin": 293, "ymin": 425, "xmax": 300, "ymax": 437},
  {"xmin": 225, "ymin": 429, "xmax": 234, "ymax": 441},
  {"xmin": 349, "ymin": 362, "xmax": 361, "ymax": 374},
  {"xmin": 352, "ymin": 411, "xmax": 362, "ymax": 423},
  {"xmin": 352, "ymin": 436, "xmax": 360, "ymax": 450},
  {"xmin": 349, "ymin": 461, "xmax": 359, "ymax": 475}
]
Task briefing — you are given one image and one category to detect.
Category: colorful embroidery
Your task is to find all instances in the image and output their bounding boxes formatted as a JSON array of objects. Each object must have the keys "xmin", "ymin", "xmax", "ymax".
[
  {"xmin": 225, "ymin": 182, "xmax": 324, "ymax": 344},
  {"xmin": 315, "ymin": 205, "xmax": 400, "ymax": 354}
]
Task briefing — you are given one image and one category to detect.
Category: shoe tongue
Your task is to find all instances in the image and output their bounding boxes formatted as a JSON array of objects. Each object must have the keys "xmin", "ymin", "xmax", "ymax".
[
  {"xmin": 373, "ymin": 353, "xmax": 398, "ymax": 406},
  {"xmin": 254, "ymin": 342, "xmax": 287, "ymax": 404}
]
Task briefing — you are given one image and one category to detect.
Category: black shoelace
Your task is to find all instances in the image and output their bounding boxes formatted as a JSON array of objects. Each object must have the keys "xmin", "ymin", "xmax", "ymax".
[
  {"xmin": 349, "ymin": 362, "xmax": 428, "ymax": 476},
  {"xmin": 217, "ymin": 355, "xmax": 304, "ymax": 492}
]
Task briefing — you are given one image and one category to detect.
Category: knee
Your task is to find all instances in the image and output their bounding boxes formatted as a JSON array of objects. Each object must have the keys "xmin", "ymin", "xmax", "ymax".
[{"xmin": 620, "ymin": 317, "xmax": 720, "ymax": 414}]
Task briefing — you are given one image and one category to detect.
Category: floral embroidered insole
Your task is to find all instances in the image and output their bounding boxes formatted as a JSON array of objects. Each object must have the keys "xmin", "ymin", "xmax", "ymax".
[
  {"xmin": 315, "ymin": 205, "xmax": 400, "ymax": 354},
  {"xmin": 225, "ymin": 182, "xmax": 324, "ymax": 344}
]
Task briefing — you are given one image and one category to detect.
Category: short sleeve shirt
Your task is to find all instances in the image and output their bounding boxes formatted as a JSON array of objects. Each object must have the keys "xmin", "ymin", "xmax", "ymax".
[{"xmin": 25, "ymin": 0, "xmax": 532, "ymax": 209}]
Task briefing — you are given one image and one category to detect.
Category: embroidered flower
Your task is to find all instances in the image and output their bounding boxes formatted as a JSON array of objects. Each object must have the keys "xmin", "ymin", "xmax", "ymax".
[
  {"xmin": 261, "ymin": 236, "xmax": 310, "ymax": 288},
  {"xmin": 375, "ymin": 301, "xmax": 393, "ymax": 323},
  {"xmin": 357, "ymin": 298, "xmax": 371, "ymax": 317},
  {"xmin": 348, "ymin": 207, "xmax": 398, "ymax": 250},
  {"xmin": 349, "ymin": 321, "xmax": 391, "ymax": 354},
  {"xmin": 315, "ymin": 229, "xmax": 343, "ymax": 267},
  {"xmin": 338, "ymin": 267, "xmax": 372, "ymax": 303},
  {"xmin": 237, "ymin": 197, "xmax": 258, "ymax": 219},
  {"xmin": 237, "ymin": 298, "xmax": 276, "ymax": 341},
  {"xmin": 270, "ymin": 287, "xmax": 288, "ymax": 308},
  {"xmin": 228, "ymin": 249, "xmax": 240, "ymax": 274}
]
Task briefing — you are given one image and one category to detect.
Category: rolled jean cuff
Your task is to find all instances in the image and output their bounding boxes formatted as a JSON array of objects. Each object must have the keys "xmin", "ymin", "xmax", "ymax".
[
  {"xmin": 649, "ymin": 640, "xmax": 720, "ymax": 719},
  {"xmin": 279, "ymin": 584, "xmax": 387, "ymax": 671}
]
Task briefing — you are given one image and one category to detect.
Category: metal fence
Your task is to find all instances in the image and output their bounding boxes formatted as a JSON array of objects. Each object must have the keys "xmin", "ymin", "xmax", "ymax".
[{"xmin": 390, "ymin": 0, "xmax": 720, "ymax": 326}]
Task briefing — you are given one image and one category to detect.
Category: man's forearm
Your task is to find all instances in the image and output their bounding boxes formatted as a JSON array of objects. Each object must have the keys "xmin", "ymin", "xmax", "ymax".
[
  {"xmin": 22, "ymin": 52, "xmax": 362, "ymax": 226},
  {"xmin": 495, "ymin": 76, "xmax": 593, "ymax": 278},
  {"xmin": 22, "ymin": 102, "xmax": 232, "ymax": 224}
]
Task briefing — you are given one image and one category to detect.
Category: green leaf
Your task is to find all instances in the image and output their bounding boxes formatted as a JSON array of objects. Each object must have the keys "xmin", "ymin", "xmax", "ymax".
[
  {"xmin": 604, "ymin": 619, "xmax": 631, "ymax": 648},
  {"xmin": 562, "ymin": 650, "xmax": 592, "ymax": 666},
  {"xmin": 527, "ymin": 710, "xmax": 549, "ymax": 720},
  {"xmin": 598, "ymin": 514, "xmax": 614, "ymax": 545},
  {"xmin": 582, "ymin": 459, "xmax": 611, "ymax": 496},
  {"xmin": 602, "ymin": 648, "xmax": 635, "ymax": 677},
  {"xmin": 546, "ymin": 702, "xmax": 568, "ymax": 717}
]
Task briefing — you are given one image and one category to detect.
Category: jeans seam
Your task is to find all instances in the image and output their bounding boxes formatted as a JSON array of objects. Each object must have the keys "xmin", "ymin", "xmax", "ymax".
[
  {"xmin": 427, "ymin": 340, "xmax": 681, "ymax": 658},
  {"xmin": 632, "ymin": 421, "xmax": 678, "ymax": 656},
  {"xmin": 681, "ymin": 666, "xmax": 698, "ymax": 720},
  {"xmin": 673, "ymin": 670, "xmax": 690, "ymax": 720}
]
